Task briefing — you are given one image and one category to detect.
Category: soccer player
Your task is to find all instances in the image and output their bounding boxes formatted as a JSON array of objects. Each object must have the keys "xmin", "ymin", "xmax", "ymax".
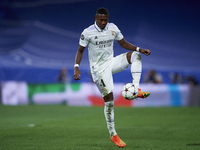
[{"xmin": 73, "ymin": 7, "xmax": 151, "ymax": 148}]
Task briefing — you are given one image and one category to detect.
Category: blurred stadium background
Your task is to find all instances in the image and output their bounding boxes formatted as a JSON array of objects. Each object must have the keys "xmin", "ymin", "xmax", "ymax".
[{"xmin": 0, "ymin": 0, "xmax": 200, "ymax": 106}]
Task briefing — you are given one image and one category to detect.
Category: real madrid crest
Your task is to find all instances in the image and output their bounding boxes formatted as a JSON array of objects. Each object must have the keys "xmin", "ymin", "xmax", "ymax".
[{"xmin": 111, "ymin": 31, "xmax": 114, "ymax": 36}]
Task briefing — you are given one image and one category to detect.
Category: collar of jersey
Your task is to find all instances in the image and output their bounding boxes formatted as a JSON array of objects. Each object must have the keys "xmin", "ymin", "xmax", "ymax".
[{"xmin": 94, "ymin": 21, "xmax": 109, "ymax": 32}]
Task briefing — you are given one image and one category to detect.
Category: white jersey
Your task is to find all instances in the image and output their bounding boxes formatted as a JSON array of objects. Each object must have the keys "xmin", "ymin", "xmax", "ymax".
[{"xmin": 79, "ymin": 21, "xmax": 123, "ymax": 73}]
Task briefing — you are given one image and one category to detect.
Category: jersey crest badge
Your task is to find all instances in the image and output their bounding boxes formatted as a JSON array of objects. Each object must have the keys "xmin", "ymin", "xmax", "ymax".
[{"xmin": 111, "ymin": 31, "xmax": 115, "ymax": 36}]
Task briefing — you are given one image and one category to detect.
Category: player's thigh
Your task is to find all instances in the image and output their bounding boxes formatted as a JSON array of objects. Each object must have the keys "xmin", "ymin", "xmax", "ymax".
[
  {"xmin": 91, "ymin": 65, "xmax": 113, "ymax": 97},
  {"xmin": 112, "ymin": 52, "xmax": 130, "ymax": 74}
]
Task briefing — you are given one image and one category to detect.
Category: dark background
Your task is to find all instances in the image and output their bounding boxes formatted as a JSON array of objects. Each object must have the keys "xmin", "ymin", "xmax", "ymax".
[{"xmin": 0, "ymin": 0, "xmax": 200, "ymax": 83}]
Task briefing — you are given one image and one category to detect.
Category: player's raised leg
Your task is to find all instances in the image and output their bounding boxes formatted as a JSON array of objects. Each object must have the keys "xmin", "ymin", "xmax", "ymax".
[{"xmin": 127, "ymin": 52, "xmax": 150, "ymax": 98}]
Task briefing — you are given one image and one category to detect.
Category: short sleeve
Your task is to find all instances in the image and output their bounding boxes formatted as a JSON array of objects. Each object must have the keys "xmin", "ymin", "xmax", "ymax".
[
  {"xmin": 114, "ymin": 26, "xmax": 123, "ymax": 41},
  {"xmin": 79, "ymin": 29, "xmax": 89, "ymax": 47}
]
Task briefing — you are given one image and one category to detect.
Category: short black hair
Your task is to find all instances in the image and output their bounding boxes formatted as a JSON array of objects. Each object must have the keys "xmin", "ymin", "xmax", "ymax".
[{"xmin": 96, "ymin": 7, "xmax": 109, "ymax": 15}]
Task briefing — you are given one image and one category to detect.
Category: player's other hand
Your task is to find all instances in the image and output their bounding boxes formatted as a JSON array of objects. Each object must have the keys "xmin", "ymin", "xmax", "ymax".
[
  {"xmin": 73, "ymin": 68, "xmax": 81, "ymax": 80},
  {"xmin": 140, "ymin": 49, "xmax": 151, "ymax": 56}
]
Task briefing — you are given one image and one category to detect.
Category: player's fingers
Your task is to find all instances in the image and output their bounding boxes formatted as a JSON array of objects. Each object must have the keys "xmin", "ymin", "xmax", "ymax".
[
  {"xmin": 146, "ymin": 50, "xmax": 151, "ymax": 55},
  {"xmin": 74, "ymin": 77, "xmax": 80, "ymax": 80},
  {"xmin": 74, "ymin": 74, "xmax": 80, "ymax": 80}
]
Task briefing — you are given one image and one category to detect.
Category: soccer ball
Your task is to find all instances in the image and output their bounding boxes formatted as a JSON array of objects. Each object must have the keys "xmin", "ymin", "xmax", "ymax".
[{"xmin": 121, "ymin": 83, "xmax": 138, "ymax": 100}]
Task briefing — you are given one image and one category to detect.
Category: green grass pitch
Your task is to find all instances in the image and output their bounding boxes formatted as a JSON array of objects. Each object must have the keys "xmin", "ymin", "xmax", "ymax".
[{"xmin": 0, "ymin": 105, "xmax": 200, "ymax": 150}]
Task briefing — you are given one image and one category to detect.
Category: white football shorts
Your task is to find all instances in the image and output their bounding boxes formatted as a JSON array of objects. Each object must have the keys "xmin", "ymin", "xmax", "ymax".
[{"xmin": 91, "ymin": 52, "xmax": 130, "ymax": 97}]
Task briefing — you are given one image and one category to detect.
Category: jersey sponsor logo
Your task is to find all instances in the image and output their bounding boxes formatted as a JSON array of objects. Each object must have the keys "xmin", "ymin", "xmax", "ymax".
[
  {"xmin": 80, "ymin": 34, "xmax": 85, "ymax": 40},
  {"xmin": 95, "ymin": 39, "xmax": 113, "ymax": 45},
  {"xmin": 95, "ymin": 39, "xmax": 114, "ymax": 48}
]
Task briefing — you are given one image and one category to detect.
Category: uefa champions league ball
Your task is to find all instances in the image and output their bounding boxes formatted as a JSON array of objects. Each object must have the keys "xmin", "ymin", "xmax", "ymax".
[{"xmin": 121, "ymin": 83, "xmax": 138, "ymax": 100}]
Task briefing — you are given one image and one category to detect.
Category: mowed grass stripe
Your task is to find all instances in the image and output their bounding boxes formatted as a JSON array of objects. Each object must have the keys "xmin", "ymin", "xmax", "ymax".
[{"xmin": 0, "ymin": 105, "xmax": 200, "ymax": 150}]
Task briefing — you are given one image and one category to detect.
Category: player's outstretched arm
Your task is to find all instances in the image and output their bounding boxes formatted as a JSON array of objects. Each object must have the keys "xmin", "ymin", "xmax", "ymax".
[
  {"xmin": 73, "ymin": 45, "xmax": 85, "ymax": 80},
  {"xmin": 117, "ymin": 38, "xmax": 151, "ymax": 56}
]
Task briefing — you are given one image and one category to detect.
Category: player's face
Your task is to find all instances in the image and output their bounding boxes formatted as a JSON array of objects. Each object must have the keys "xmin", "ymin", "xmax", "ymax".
[{"xmin": 95, "ymin": 14, "xmax": 109, "ymax": 29}]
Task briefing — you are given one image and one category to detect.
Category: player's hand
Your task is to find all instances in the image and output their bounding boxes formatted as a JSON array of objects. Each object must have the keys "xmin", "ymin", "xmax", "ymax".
[
  {"xmin": 140, "ymin": 49, "xmax": 151, "ymax": 56},
  {"xmin": 73, "ymin": 67, "xmax": 81, "ymax": 80}
]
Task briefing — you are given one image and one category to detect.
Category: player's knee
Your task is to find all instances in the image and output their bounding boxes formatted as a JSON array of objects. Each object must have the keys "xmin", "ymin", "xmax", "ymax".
[
  {"xmin": 103, "ymin": 92, "xmax": 114, "ymax": 102},
  {"xmin": 131, "ymin": 52, "xmax": 141, "ymax": 63},
  {"xmin": 137, "ymin": 52, "xmax": 141, "ymax": 60}
]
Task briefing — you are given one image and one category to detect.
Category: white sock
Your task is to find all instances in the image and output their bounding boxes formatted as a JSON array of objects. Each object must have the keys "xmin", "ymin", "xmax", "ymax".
[
  {"xmin": 131, "ymin": 52, "xmax": 142, "ymax": 89},
  {"xmin": 104, "ymin": 101, "xmax": 117, "ymax": 138}
]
